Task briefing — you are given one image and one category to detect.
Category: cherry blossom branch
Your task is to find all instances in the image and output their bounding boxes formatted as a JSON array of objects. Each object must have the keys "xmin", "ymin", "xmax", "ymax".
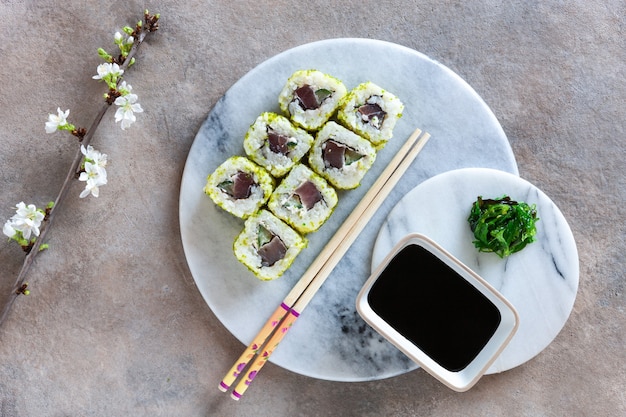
[{"xmin": 0, "ymin": 10, "xmax": 160, "ymax": 328}]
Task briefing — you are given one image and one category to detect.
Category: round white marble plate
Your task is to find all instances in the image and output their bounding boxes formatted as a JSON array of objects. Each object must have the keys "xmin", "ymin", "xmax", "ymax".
[
  {"xmin": 179, "ymin": 38, "xmax": 519, "ymax": 381},
  {"xmin": 372, "ymin": 168, "xmax": 579, "ymax": 374}
]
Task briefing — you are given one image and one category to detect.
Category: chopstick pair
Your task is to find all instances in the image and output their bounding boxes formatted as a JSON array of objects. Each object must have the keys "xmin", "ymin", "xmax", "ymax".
[{"xmin": 219, "ymin": 127, "xmax": 431, "ymax": 400}]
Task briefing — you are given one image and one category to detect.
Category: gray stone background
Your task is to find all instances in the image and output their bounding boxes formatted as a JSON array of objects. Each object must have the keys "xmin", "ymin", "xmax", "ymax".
[{"xmin": 0, "ymin": 1, "xmax": 624, "ymax": 416}]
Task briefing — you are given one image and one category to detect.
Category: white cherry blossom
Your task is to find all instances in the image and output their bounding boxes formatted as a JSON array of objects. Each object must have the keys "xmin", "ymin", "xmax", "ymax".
[
  {"xmin": 81, "ymin": 145, "xmax": 108, "ymax": 168},
  {"xmin": 117, "ymin": 80, "xmax": 132, "ymax": 96},
  {"xmin": 10, "ymin": 202, "xmax": 45, "ymax": 240},
  {"xmin": 114, "ymin": 90, "xmax": 143, "ymax": 130},
  {"xmin": 45, "ymin": 108, "xmax": 70, "ymax": 133},
  {"xmin": 79, "ymin": 162, "xmax": 108, "ymax": 198},
  {"xmin": 3, "ymin": 220, "xmax": 16, "ymax": 238},
  {"xmin": 92, "ymin": 62, "xmax": 123, "ymax": 81}
]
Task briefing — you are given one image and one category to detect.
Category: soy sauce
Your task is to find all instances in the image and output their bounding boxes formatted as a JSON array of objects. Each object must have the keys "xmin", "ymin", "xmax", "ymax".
[{"xmin": 368, "ymin": 244, "xmax": 501, "ymax": 372}]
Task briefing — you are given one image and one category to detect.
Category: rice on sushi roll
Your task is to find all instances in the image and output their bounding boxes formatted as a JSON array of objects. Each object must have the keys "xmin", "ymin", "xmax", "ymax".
[
  {"xmin": 278, "ymin": 69, "xmax": 347, "ymax": 131},
  {"xmin": 234, "ymin": 209, "xmax": 307, "ymax": 281},
  {"xmin": 243, "ymin": 112, "xmax": 314, "ymax": 178},
  {"xmin": 308, "ymin": 121, "xmax": 377, "ymax": 190},
  {"xmin": 268, "ymin": 164, "xmax": 338, "ymax": 234},
  {"xmin": 204, "ymin": 156, "xmax": 274, "ymax": 219},
  {"xmin": 337, "ymin": 82, "xmax": 404, "ymax": 149}
]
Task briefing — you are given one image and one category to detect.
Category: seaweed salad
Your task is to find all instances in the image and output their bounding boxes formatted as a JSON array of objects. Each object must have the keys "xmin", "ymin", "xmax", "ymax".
[{"xmin": 468, "ymin": 195, "xmax": 539, "ymax": 258}]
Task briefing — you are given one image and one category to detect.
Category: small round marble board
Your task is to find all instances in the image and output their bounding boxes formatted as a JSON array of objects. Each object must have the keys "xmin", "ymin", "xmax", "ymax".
[
  {"xmin": 372, "ymin": 168, "xmax": 579, "ymax": 374},
  {"xmin": 180, "ymin": 39, "xmax": 524, "ymax": 381}
]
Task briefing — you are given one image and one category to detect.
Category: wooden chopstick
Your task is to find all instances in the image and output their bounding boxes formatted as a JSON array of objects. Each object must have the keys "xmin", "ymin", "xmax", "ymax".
[
  {"xmin": 229, "ymin": 129, "xmax": 430, "ymax": 399},
  {"xmin": 218, "ymin": 128, "xmax": 424, "ymax": 394},
  {"xmin": 220, "ymin": 128, "xmax": 431, "ymax": 400},
  {"xmin": 289, "ymin": 130, "xmax": 431, "ymax": 313}
]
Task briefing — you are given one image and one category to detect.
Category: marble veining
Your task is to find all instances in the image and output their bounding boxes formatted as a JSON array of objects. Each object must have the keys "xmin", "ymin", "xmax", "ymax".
[
  {"xmin": 371, "ymin": 168, "xmax": 579, "ymax": 374},
  {"xmin": 179, "ymin": 38, "xmax": 520, "ymax": 381}
]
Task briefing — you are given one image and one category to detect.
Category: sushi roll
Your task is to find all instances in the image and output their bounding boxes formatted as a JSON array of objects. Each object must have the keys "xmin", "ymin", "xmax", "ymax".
[
  {"xmin": 278, "ymin": 69, "xmax": 347, "ymax": 131},
  {"xmin": 308, "ymin": 121, "xmax": 377, "ymax": 190},
  {"xmin": 204, "ymin": 156, "xmax": 274, "ymax": 219},
  {"xmin": 234, "ymin": 209, "xmax": 307, "ymax": 281},
  {"xmin": 243, "ymin": 112, "xmax": 315, "ymax": 178},
  {"xmin": 337, "ymin": 82, "xmax": 404, "ymax": 149},
  {"xmin": 268, "ymin": 164, "xmax": 338, "ymax": 234}
]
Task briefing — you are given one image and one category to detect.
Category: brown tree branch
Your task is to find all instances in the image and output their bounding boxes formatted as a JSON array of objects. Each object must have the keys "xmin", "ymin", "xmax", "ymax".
[{"xmin": 0, "ymin": 11, "xmax": 159, "ymax": 328}]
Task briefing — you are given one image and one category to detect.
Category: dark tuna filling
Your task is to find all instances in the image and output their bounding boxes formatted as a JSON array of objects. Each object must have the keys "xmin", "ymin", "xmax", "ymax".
[
  {"xmin": 267, "ymin": 127, "xmax": 292, "ymax": 155},
  {"xmin": 294, "ymin": 180, "xmax": 323, "ymax": 210},
  {"xmin": 293, "ymin": 85, "xmax": 332, "ymax": 111},
  {"xmin": 218, "ymin": 171, "xmax": 255, "ymax": 199},
  {"xmin": 322, "ymin": 139, "xmax": 364, "ymax": 169},
  {"xmin": 294, "ymin": 85, "xmax": 319, "ymax": 110},
  {"xmin": 258, "ymin": 235, "xmax": 287, "ymax": 267},
  {"xmin": 357, "ymin": 102, "xmax": 386, "ymax": 129},
  {"xmin": 322, "ymin": 139, "xmax": 346, "ymax": 169}
]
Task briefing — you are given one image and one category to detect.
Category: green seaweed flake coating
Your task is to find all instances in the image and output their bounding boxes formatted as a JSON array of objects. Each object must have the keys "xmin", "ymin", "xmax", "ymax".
[{"xmin": 467, "ymin": 195, "xmax": 539, "ymax": 258}]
